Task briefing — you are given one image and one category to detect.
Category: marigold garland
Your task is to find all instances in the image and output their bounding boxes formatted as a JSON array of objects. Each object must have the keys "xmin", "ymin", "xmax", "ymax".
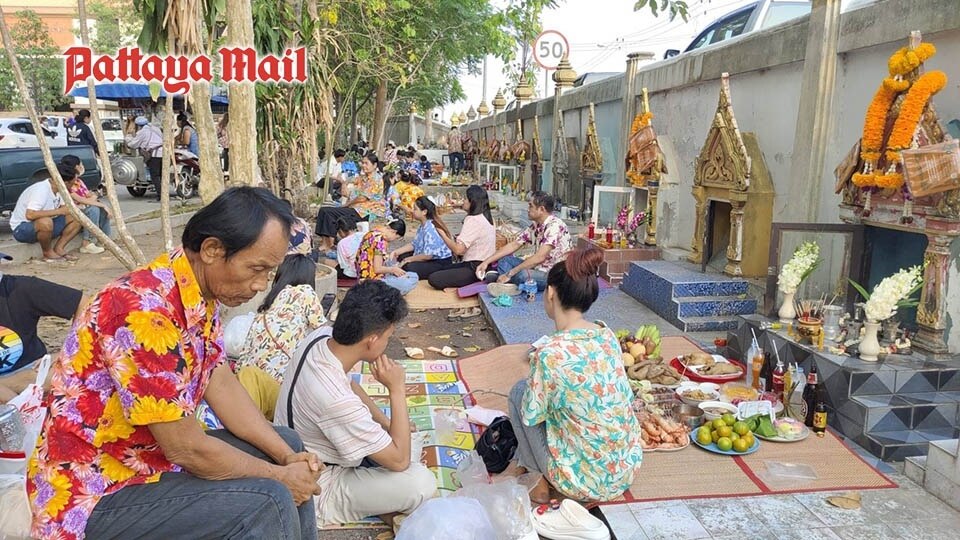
[
  {"xmin": 630, "ymin": 112, "xmax": 654, "ymax": 134},
  {"xmin": 887, "ymin": 43, "xmax": 936, "ymax": 76},
  {"xmin": 859, "ymin": 83, "xmax": 899, "ymax": 163},
  {"xmin": 884, "ymin": 69, "xmax": 948, "ymax": 163}
]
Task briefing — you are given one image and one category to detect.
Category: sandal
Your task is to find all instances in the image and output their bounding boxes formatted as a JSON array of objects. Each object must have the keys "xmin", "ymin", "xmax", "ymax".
[
  {"xmin": 459, "ymin": 307, "xmax": 482, "ymax": 320},
  {"xmin": 532, "ymin": 500, "xmax": 610, "ymax": 540},
  {"xmin": 447, "ymin": 308, "xmax": 466, "ymax": 321}
]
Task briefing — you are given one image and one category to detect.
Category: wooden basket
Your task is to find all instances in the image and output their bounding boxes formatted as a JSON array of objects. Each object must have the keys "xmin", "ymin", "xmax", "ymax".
[{"xmin": 902, "ymin": 139, "xmax": 960, "ymax": 197}]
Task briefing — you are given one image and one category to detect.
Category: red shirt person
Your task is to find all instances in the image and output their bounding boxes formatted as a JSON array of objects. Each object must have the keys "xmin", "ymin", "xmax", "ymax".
[{"xmin": 27, "ymin": 187, "xmax": 322, "ymax": 540}]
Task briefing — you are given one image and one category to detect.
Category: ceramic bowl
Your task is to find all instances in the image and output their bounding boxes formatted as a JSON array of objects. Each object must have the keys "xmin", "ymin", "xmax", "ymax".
[{"xmin": 698, "ymin": 400, "xmax": 739, "ymax": 421}]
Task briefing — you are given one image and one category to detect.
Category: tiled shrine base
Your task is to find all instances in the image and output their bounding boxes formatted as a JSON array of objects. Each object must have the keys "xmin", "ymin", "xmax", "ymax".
[
  {"xmin": 620, "ymin": 260, "xmax": 757, "ymax": 332},
  {"xmin": 725, "ymin": 315, "xmax": 960, "ymax": 462},
  {"xmin": 576, "ymin": 236, "xmax": 661, "ymax": 286},
  {"xmin": 478, "ymin": 287, "xmax": 684, "ymax": 346}
]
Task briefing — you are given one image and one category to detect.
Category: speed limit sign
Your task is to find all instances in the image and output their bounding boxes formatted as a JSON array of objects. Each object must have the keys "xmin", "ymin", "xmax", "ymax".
[{"xmin": 533, "ymin": 30, "xmax": 570, "ymax": 70}]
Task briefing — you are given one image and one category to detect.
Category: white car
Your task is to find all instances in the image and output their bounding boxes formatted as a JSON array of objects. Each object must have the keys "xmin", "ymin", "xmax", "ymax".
[
  {"xmin": 664, "ymin": 1, "xmax": 811, "ymax": 58},
  {"xmin": 0, "ymin": 118, "xmax": 67, "ymax": 149}
]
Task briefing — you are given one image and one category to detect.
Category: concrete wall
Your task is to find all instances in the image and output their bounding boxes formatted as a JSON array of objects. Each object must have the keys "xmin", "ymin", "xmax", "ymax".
[
  {"xmin": 383, "ymin": 115, "xmax": 451, "ymax": 148},
  {"xmin": 461, "ymin": 0, "xmax": 960, "ymax": 252}
]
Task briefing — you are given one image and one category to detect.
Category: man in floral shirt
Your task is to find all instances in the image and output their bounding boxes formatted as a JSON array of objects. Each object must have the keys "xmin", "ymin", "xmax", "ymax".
[
  {"xmin": 27, "ymin": 187, "xmax": 322, "ymax": 540},
  {"xmin": 477, "ymin": 191, "xmax": 571, "ymax": 291}
]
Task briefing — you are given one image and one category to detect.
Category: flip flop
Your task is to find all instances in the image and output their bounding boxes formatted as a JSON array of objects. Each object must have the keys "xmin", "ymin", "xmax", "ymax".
[
  {"xmin": 447, "ymin": 308, "xmax": 466, "ymax": 321},
  {"xmin": 404, "ymin": 347, "xmax": 425, "ymax": 360},
  {"xmin": 459, "ymin": 307, "xmax": 482, "ymax": 320}
]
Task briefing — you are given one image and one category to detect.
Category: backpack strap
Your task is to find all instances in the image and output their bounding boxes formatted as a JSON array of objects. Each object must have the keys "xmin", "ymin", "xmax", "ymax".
[{"xmin": 286, "ymin": 334, "xmax": 329, "ymax": 430}]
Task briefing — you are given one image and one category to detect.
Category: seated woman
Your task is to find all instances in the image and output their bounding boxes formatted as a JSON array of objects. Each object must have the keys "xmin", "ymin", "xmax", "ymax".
[
  {"xmin": 508, "ymin": 246, "xmax": 643, "ymax": 504},
  {"xmin": 62, "ymin": 154, "xmax": 111, "ymax": 255},
  {"xmin": 356, "ymin": 219, "xmax": 418, "ymax": 295},
  {"xmin": 429, "ymin": 185, "xmax": 495, "ymax": 292},
  {"xmin": 388, "ymin": 196, "xmax": 453, "ymax": 280},
  {"xmin": 238, "ymin": 253, "xmax": 327, "ymax": 418},
  {"xmin": 315, "ymin": 151, "xmax": 387, "ymax": 251}
]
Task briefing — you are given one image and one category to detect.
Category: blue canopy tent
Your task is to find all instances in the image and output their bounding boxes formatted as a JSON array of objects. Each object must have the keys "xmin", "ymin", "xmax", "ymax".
[{"xmin": 70, "ymin": 83, "xmax": 228, "ymax": 105}]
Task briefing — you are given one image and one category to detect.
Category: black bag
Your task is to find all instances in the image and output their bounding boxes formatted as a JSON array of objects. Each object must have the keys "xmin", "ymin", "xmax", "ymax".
[{"xmin": 475, "ymin": 416, "xmax": 517, "ymax": 474}]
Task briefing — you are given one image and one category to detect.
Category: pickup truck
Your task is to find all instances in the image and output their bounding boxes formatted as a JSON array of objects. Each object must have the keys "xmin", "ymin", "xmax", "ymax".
[{"xmin": 0, "ymin": 146, "xmax": 102, "ymax": 213}]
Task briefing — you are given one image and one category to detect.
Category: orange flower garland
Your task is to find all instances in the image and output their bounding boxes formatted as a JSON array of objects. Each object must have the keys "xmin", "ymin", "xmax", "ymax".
[
  {"xmin": 885, "ymin": 70, "xmax": 948, "ymax": 161},
  {"xmin": 852, "ymin": 82, "xmax": 899, "ymax": 187},
  {"xmin": 887, "ymin": 43, "xmax": 936, "ymax": 76}
]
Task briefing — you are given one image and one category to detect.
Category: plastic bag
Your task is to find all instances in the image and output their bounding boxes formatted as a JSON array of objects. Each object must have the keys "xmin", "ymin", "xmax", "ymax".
[
  {"xmin": 224, "ymin": 312, "xmax": 255, "ymax": 359},
  {"xmin": 457, "ymin": 477, "xmax": 536, "ymax": 540},
  {"xmin": 456, "ymin": 450, "xmax": 490, "ymax": 489},
  {"xmin": 7, "ymin": 355, "xmax": 51, "ymax": 455},
  {"xmin": 0, "ymin": 476, "xmax": 31, "ymax": 539},
  {"xmin": 396, "ymin": 497, "xmax": 495, "ymax": 540}
]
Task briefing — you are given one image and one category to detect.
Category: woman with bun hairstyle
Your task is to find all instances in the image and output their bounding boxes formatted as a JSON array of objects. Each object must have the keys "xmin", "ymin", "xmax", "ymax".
[
  {"xmin": 388, "ymin": 196, "xmax": 453, "ymax": 279},
  {"xmin": 508, "ymin": 246, "xmax": 643, "ymax": 503}
]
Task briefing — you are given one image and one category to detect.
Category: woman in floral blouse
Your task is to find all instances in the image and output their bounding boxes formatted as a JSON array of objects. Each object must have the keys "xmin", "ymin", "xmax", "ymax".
[
  {"xmin": 508, "ymin": 246, "xmax": 643, "ymax": 503},
  {"xmin": 239, "ymin": 254, "xmax": 326, "ymax": 381},
  {"xmin": 314, "ymin": 151, "xmax": 387, "ymax": 251},
  {"xmin": 388, "ymin": 196, "xmax": 453, "ymax": 280},
  {"xmin": 355, "ymin": 220, "xmax": 418, "ymax": 295}
]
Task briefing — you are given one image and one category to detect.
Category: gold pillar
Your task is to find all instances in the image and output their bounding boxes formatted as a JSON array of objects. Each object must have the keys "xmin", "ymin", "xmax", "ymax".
[
  {"xmin": 689, "ymin": 185, "xmax": 706, "ymax": 264},
  {"xmin": 645, "ymin": 182, "xmax": 658, "ymax": 245}
]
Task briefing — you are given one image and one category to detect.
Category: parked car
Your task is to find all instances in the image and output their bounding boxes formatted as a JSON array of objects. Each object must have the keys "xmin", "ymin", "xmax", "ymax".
[
  {"xmin": 100, "ymin": 117, "xmax": 126, "ymax": 151},
  {"xmin": 42, "ymin": 116, "xmax": 70, "ymax": 146},
  {"xmin": 0, "ymin": 145, "xmax": 101, "ymax": 213},
  {"xmin": 664, "ymin": 1, "xmax": 811, "ymax": 59},
  {"xmin": 0, "ymin": 118, "xmax": 67, "ymax": 149}
]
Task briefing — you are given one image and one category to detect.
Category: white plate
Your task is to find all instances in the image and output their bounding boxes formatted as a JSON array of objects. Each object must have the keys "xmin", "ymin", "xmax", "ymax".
[
  {"xmin": 755, "ymin": 424, "xmax": 811, "ymax": 443},
  {"xmin": 681, "ymin": 355, "xmax": 735, "ymax": 373}
]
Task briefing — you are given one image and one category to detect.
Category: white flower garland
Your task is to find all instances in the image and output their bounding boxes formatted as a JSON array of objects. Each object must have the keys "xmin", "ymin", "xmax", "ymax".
[{"xmin": 778, "ymin": 241, "xmax": 820, "ymax": 294}]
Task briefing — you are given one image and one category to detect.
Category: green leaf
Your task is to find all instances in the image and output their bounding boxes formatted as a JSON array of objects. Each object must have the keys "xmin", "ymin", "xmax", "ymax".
[
  {"xmin": 634, "ymin": 0, "xmax": 649, "ymax": 10},
  {"xmin": 847, "ymin": 278, "xmax": 871, "ymax": 301}
]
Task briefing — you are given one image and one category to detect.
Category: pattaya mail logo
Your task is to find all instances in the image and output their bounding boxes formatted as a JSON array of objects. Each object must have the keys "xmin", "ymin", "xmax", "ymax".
[{"xmin": 63, "ymin": 46, "xmax": 307, "ymax": 94}]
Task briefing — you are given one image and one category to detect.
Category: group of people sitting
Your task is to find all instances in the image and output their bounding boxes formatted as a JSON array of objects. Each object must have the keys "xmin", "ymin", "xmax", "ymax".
[
  {"xmin": 12, "ymin": 184, "xmax": 642, "ymax": 539},
  {"xmin": 314, "ymin": 150, "xmax": 576, "ymax": 303}
]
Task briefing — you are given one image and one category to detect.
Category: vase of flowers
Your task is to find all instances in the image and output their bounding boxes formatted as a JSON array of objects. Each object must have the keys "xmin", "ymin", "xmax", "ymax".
[
  {"xmin": 849, "ymin": 266, "xmax": 923, "ymax": 362},
  {"xmin": 777, "ymin": 242, "xmax": 821, "ymax": 322},
  {"xmin": 616, "ymin": 205, "xmax": 648, "ymax": 247}
]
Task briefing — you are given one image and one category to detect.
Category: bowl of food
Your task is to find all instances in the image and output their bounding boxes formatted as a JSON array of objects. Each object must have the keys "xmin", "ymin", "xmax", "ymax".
[
  {"xmin": 698, "ymin": 401, "xmax": 739, "ymax": 421},
  {"xmin": 673, "ymin": 403, "xmax": 704, "ymax": 431},
  {"xmin": 676, "ymin": 382, "xmax": 720, "ymax": 406},
  {"xmin": 720, "ymin": 382, "xmax": 759, "ymax": 403}
]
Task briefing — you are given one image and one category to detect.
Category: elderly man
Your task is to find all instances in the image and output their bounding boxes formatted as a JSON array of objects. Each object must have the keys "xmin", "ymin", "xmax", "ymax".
[
  {"xmin": 27, "ymin": 187, "xmax": 322, "ymax": 540},
  {"xmin": 124, "ymin": 116, "xmax": 164, "ymax": 202},
  {"xmin": 9, "ymin": 163, "xmax": 82, "ymax": 262}
]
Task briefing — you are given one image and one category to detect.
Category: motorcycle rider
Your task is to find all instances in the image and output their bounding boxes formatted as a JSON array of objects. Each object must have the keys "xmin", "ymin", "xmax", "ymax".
[{"xmin": 124, "ymin": 116, "xmax": 164, "ymax": 202}]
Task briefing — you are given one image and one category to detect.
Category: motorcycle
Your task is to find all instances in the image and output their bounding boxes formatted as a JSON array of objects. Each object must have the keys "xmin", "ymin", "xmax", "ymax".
[{"xmin": 109, "ymin": 148, "xmax": 200, "ymax": 199}]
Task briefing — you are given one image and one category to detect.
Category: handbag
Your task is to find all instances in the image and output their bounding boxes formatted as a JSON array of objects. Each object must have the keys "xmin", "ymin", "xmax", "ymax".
[
  {"xmin": 475, "ymin": 416, "xmax": 517, "ymax": 474},
  {"xmin": 902, "ymin": 139, "xmax": 960, "ymax": 197}
]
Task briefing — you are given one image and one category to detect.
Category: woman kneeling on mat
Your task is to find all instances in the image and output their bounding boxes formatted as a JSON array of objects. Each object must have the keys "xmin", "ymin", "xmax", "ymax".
[
  {"xmin": 508, "ymin": 246, "xmax": 643, "ymax": 503},
  {"xmin": 388, "ymin": 196, "xmax": 453, "ymax": 280}
]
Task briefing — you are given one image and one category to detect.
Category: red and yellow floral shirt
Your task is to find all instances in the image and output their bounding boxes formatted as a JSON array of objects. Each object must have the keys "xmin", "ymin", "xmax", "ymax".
[{"xmin": 26, "ymin": 248, "xmax": 223, "ymax": 540}]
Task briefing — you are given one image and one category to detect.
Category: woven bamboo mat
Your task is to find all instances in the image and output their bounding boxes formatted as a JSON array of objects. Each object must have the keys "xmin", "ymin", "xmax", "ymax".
[
  {"xmin": 405, "ymin": 281, "xmax": 480, "ymax": 310},
  {"xmin": 457, "ymin": 338, "xmax": 896, "ymax": 504}
]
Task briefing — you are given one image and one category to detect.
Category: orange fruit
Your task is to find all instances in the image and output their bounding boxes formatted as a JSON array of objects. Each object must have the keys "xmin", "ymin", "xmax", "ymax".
[
  {"xmin": 717, "ymin": 426, "xmax": 733, "ymax": 438},
  {"xmin": 742, "ymin": 433, "xmax": 755, "ymax": 447},
  {"xmin": 712, "ymin": 418, "xmax": 726, "ymax": 430},
  {"xmin": 697, "ymin": 429, "xmax": 712, "ymax": 446},
  {"xmin": 722, "ymin": 413, "xmax": 737, "ymax": 426},
  {"xmin": 732, "ymin": 438, "xmax": 750, "ymax": 453},
  {"xmin": 717, "ymin": 437, "xmax": 733, "ymax": 451},
  {"xmin": 733, "ymin": 421, "xmax": 750, "ymax": 436},
  {"xmin": 729, "ymin": 432, "xmax": 740, "ymax": 442},
  {"xmin": 711, "ymin": 430, "xmax": 720, "ymax": 443}
]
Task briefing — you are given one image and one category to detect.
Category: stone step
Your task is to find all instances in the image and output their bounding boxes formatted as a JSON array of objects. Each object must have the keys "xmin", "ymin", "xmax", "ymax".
[
  {"xmin": 904, "ymin": 455, "xmax": 927, "ymax": 484},
  {"xmin": 924, "ymin": 439, "xmax": 960, "ymax": 511}
]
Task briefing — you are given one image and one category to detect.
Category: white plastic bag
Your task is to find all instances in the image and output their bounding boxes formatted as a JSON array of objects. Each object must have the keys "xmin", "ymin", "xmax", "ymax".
[
  {"xmin": 456, "ymin": 450, "xmax": 490, "ymax": 489},
  {"xmin": 396, "ymin": 497, "xmax": 496, "ymax": 540},
  {"xmin": 224, "ymin": 312, "xmax": 255, "ymax": 359},
  {"xmin": 0, "ymin": 476, "xmax": 31, "ymax": 539},
  {"xmin": 7, "ymin": 355, "xmax": 51, "ymax": 455},
  {"xmin": 457, "ymin": 477, "xmax": 536, "ymax": 540}
]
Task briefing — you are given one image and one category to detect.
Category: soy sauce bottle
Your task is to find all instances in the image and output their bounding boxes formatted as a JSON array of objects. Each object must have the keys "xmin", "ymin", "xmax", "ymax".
[{"xmin": 813, "ymin": 396, "xmax": 828, "ymax": 437}]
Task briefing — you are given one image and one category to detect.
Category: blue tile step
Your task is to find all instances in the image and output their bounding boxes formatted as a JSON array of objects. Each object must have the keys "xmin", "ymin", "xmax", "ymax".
[
  {"xmin": 620, "ymin": 261, "xmax": 756, "ymax": 332},
  {"xmin": 677, "ymin": 296, "xmax": 758, "ymax": 318}
]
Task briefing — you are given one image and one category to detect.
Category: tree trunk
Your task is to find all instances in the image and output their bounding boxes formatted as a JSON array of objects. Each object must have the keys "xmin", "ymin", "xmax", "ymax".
[
  {"xmin": 371, "ymin": 79, "xmax": 387, "ymax": 154},
  {"xmin": 226, "ymin": 0, "xmax": 257, "ymax": 186},
  {"xmin": 190, "ymin": 81, "xmax": 224, "ymax": 204},
  {"xmin": 349, "ymin": 92, "xmax": 359, "ymax": 146},
  {"xmin": 0, "ymin": 1, "xmax": 141, "ymax": 269},
  {"xmin": 159, "ymin": 33, "xmax": 175, "ymax": 251}
]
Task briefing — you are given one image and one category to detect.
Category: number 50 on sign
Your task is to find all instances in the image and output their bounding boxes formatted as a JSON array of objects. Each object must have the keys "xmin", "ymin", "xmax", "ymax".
[{"xmin": 533, "ymin": 30, "xmax": 569, "ymax": 71}]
